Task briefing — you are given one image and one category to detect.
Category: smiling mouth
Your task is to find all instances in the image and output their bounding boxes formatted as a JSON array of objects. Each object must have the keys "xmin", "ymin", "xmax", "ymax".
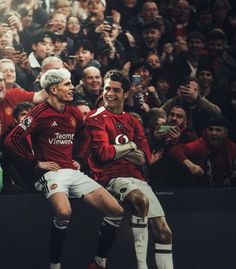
[{"xmin": 106, "ymin": 97, "xmax": 116, "ymax": 102}]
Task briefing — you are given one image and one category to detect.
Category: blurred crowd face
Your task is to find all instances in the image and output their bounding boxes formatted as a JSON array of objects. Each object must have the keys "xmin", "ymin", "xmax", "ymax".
[
  {"xmin": 147, "ymin": 54, "xmax": 160, "ymax": 69},
  {"xmin": 142, "ymin": 2, "xmax": 159, "ymax": 21},
  {"xmin": 198, "ymin": 10, "xmax": 213, "ymax": 27},
  {"xmin": 213, "ymin": 1, "xmax": 231, "ymax": 26},
  {"xmin": 75, "ymin": 47, "xmax": 94, "ymax": 67},
  {"xmin": 0, "ymin": 72, "xmax": 7, "ymax": 102},
  {"xmin": 133, "ymin": 66, "xmax": 152, "ymax": 89},
  {"xmin": 82, "ymin": 67, "xmax": 102, "ymax": 93},
  {"xmin": 198, "ymin": 70, "xmax": 213, "ymax": 90},
  {"xmin": 21, "ymin": 9, "xmax": 33, "ymax": 28},
  {"xmin": 174, "ymin": 0, "xmax": 190, "ymax": 24},
  {"xmin": 16, "ymin": 108, "xmax": 33, "ymax": 123},
  {"xmin": 187, "ymin": 38, "xmax": 204, "ymax": 56},
  {"xmin": 76, "ymin": 104, "xmax": 91, "ymax": 119},
  {"xmin": 0, "ymin": 30, "xmax": 14, "ymax": 48},
  {"xmin": 54, "ymin": 38, "xmax": 67, "ymax": 55},
  {"xmin": 206, "ymin": 126, "xmax": 228, "ymax": 146},
  {"xmin": 153, "ymin": 116, "xmax": 167, "ymax": 138},
  {"xmin": 208, "ymin": 39, "xmax": 225, "ymax": 58},
  {"xmin": 55, "ymin": 0, "xmax": 72, "ymax": 18},
  {"xmin": 79, "ymin": 0, "xmax": 89, "ymax": 9},
  {"xmin": 167, "ymin": 106, "xmax": 187, "ymax": 129},
  {"xmin": 123, "ymin": 0, "xmax": 137, "ymax": 9},
  {"xmin": 32, "ymin": 37, "xmax": 54, "ymax": 60},
  {"xmin": 88, "ymin": 0, "xmax": 105, "ymax": 16},
  {"xmin": 67, "ymin": 16, "xmax": 81, "ymax": 34},
  {"xmin": 41, "ymin": 58, "xmax": 64, "ymax": 73},
  {"xmin": 142, "ymin": 28, "xmax": 161, "ymax": 49},
  {"xmin": 156, "ymin": 78, "xmax": 170, "ymax": 95},
  {"xmin": 0, "ymin": 60, "xmax": 16, "ymax": 88},
  {"xmin": 134, "ymin": 66, "xmax": 152, "ymax": 88},
  {"xmin": 49, "ymin": 13, "xmax": 67, "ymax": 34}
]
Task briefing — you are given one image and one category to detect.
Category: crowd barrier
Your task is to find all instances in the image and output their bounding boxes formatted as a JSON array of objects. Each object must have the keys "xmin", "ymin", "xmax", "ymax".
[{"xmin": 0, "ymin": 187, "xmax": 236, "ymax": 269}]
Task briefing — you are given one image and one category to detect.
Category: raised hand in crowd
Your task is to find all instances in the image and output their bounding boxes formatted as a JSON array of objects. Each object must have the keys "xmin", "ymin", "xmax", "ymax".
[
  {"xmin": 11, "ymin": 51, "xmax": 32, "ymax": 73},
  {"xmin": 150, "ymin": 149, "xmax": 164, "ymax": 164},
  {"xmin": 111, "ymin": 9, "xmax": 121, "ymax": 25},
  {"xmin": 95, "ymin": 21, "xmax": 112, "ymax": 34},
  {"xmin": 124, "ymin": 31, "xmax": 136, "ymax": 47},
  {"xmin": 63, "ymin": 56, "xmax": 77, "ymax": 71},
  {"xmin": 126, "ymin": 79, "xmax": 143, "ymax": 106},
  {"xmin": 7, "ymin": 13, "xmax": 23, "ymax": 33},
  {"xmin": 177, "ymin": 80, "xmax": 199, "ymax": 103},
  {"xmin": 160, "ymin": 42, "xmax": 174, "ymax": 63}
]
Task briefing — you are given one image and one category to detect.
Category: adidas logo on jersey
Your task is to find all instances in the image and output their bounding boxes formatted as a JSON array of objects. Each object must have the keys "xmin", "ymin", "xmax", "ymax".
[{"xmin": 51, "ymin": 121, "xmax": 58, "ymax": 126}]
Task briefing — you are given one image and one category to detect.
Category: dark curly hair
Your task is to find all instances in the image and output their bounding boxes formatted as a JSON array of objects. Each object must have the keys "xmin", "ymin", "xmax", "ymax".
[{"xmin": 104, "ymin": 69, "xmax": 131, "ymax": 92}]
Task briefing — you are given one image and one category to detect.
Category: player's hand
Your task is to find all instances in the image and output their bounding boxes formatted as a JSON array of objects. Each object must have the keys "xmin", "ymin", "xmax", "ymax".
[
  {"xmin": 124, "ymin": 149, "xmax": 145, "ymax": 165},
  {"xmin": 72, "ymin": 160, "xmax": 81, "ymax": 170},
  {"xmin": 37, "ymin": 161, "xmax": 61, "ymax": 171}
]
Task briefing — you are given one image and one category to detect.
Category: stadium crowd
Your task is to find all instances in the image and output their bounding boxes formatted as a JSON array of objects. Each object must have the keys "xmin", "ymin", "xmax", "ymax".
[{"xmin": 0, "ymin": 0, "xmax": 236, "ymax": 192}]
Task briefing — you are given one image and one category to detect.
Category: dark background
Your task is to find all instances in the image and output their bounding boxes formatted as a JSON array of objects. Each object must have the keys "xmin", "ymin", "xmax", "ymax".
[{"xmin": 1, "ymin": 188, "xmax": 236, "ymax": 269}]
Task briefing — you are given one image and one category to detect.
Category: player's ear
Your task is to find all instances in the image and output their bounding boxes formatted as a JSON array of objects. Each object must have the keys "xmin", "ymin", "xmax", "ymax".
[
  {"xmin": 124, "ymin": 91, "xmax": 129, "ymax": 99},
  {"xmin": 50, "ymin": 85, "xmax": 57, "ymax": 94}
]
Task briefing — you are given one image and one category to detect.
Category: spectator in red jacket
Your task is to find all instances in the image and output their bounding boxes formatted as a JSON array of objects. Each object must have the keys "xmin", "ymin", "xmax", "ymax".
[{"xmin": 169, "ymin": 115, "xmax": 236, "ymax": 187}]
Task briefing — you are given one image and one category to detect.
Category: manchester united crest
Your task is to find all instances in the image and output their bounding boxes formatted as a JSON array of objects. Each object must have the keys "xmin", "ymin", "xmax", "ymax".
[{"xmin": 5, "ymin": 107, "xmax": 13, "ymax": 116}]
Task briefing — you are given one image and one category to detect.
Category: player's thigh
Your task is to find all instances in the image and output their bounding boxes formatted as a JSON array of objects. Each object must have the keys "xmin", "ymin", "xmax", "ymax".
[
  {"xmin": 69, "ymin": 170, "xmax": 101, "ymax": 198},
  {"xmin": 35, "ymin": 169, "xmax": 72, "ymax": 198},
  {"xmin": 107, "ymin": 177, "xmax": 164, "ymax": 218},
  {"xmin": 83, "ymin": 186, "xmax": 124, "ymax": 217},
  {"xmin": 106, "ymin": 177, "xmax": 144, "ymax": 203}
]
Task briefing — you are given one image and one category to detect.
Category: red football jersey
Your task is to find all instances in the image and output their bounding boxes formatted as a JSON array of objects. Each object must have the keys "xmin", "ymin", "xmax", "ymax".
[
  {"xmin": 5, "ymin": 102, "xmax": 84, "ymax": 169},
  {"xmin": 86, "ymin": 106, "xmax": 151, "ymax": 186}
]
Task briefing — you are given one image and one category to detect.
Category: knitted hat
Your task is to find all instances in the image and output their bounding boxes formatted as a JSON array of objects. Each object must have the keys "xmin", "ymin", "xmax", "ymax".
[{"xmin": 206, "ymin": 115, "xmax": 230, "ymax": 129}]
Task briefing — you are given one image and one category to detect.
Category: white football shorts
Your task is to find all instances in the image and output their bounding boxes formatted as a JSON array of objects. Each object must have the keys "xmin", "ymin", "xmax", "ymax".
[
  {"xmin": 35, "ymin": 168, "xmax": 100, "ymax": 199},
  {"xmin": 106, "ymin": 177, "xmax": 165, "ymax": 218}
]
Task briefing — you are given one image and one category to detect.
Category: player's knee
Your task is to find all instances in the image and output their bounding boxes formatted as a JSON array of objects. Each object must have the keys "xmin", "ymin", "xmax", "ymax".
[
  {"xmin": 125, "ymin": 190, "xmax": 149, "ymax": 215},
  {"xmin": 56, "ymin": 208, "xmax": 72, "ymax": 221},
  {"xmin": 106, "ymin": 203, "xmax": 124, "ymax": 218}
]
